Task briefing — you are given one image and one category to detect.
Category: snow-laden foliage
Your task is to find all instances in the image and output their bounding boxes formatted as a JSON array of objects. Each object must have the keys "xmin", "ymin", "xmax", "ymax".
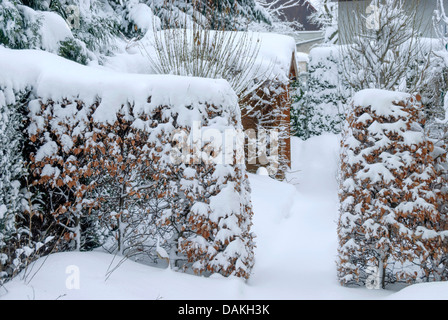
[
  {"xmin": 0, "ymin": 89, "xmax": 24, "ymax": 235},
  {"xmin": 0, "ymin": 0, "xmax": 120, "ymax": 64},
  {"xmin": 0, "ymin": 0, "xmax": 41, "ymax": 49},
  {"xmin": 146, "ymin": 0, "xmax": 270, "ymax": 31},
  {"xmin": 338, "ymin": 89, "xmax": 448, "ymax": 287},
  {"xmin": 113, "ymin": 0, "xmax": 161, "ymax": 38},
  {"xmin": 0, "ymin": 48, "xmax": 255, "ymax": 279},
  {"xmin": 0, "ymin": 87, "xmax": 25, "ymax": 283},
  {"xmin": 0, "ymin": 86, "xmax": 56, "ymax": 284},
  {"xmin": 428, "ymin": 1, "xmax": 448, "ymax": 148}
]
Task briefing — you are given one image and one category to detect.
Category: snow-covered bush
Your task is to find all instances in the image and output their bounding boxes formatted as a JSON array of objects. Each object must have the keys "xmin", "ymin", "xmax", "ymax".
[
  {"xmin": 0, "ymin": 0, "xmax": 276, "ymax": 67},
  {"xmin": 0, "ymin": 88, "xmax": 25, "ymax": 233},
  {"xmin": 338, "ymin": 89, "xmax": 448, "ymax": 288},
  {"xmin": 0, "ymin": 0, "xmax": 42, "ymax": 49},
  {"xmin": 290, "ymin": 79, "xmax": 305, "ymax": 138},
  {"xmin": 410, "ymin": 40, "xmax": 447, "ymax": 123},
  {"xmin": 145, "ymin": 28, "xmax": 263, "ymax": 102},
  {"xmin": 114, "ymin": 0, "xmax": 161, "ymax": 38},
  {"xmin": 28, "ymin": 91, "xmax": 255, "ymax": 278}
]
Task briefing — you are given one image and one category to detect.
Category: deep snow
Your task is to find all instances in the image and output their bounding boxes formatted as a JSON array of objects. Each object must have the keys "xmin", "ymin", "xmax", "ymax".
[{"xmin": 0, "ymin": 134, "xmax": 447, "ymax": 300}]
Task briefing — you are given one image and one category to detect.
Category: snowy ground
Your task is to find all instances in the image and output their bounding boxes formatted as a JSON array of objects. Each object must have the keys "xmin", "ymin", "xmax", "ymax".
[{"xmin": 1, "ymin": 134, "xmax": 447, "ymax": 300}]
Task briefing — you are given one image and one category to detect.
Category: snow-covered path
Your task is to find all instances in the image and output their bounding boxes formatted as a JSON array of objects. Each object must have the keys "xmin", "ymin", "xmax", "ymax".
[{"xmin": 245, "ymin": 135, "xmax": 390, "ymax": 299}]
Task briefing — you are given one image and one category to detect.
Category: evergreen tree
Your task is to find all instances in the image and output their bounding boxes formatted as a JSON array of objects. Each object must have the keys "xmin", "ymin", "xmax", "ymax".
[
  {"xmin": 50, "ymin": 0, "xmax": 121, "ymax": 58},
  {"xmin": 290, "ymin": 79, "xmax": 307, "ymax": 138},
  {"xmin": 0, "ymin": 88, "xmax": 52, "ymax": 284},
  {"xmin": 110, "ymin": 0, "xmax": 161, "ymax": 39},
  {"xmin": 0, "ymin": 0, "xmax": 42, "ymax": 49},
  {"xmin": 0, "ymin": 0, "xmax": 273, "ymax": 64},
  {"xmin": 0, "ymin": 0, "xmax": 121, "ymax": 64},
  {"xmin": 295, "ymin": 46, "xmax": 346, "ymax": 140},
  {"xmin": 0, "ymin": 88, "xmax": 26, "ymax": 283}
]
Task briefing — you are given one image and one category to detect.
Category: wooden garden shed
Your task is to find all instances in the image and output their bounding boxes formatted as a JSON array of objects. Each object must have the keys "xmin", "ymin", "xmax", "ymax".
[{"xmin": 240, "ymin": 32, "xmax": 298, "ymax": 179}]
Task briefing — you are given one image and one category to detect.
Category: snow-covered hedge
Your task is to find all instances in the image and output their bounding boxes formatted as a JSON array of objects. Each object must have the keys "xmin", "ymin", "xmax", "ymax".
[
  {"xmin": 337, "ymin": 89, "xmax": 448, "ymax": 287},
  {"xmin": 293, "ymin": 46, "xmax": 348, "ymax": 140},
  {"xmin": 0, "ymin": 48, "xmax": 255, "ymax": 279}
]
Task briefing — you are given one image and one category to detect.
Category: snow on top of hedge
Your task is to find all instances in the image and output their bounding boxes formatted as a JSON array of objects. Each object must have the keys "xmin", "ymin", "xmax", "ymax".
[
  {"xmin": 352, "ymin": 89, "xmax": 411, "ymax": 117},
  {"xmin": 308, "ymin": 46, "xmax": 339, "ymax": 61},
  {"xmin": 0, "ymin": 47, "xmax": 239, "ymax": 124}
]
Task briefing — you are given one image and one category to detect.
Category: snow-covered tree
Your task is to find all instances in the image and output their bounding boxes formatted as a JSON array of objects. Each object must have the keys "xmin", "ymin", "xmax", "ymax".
[
  {"xmin": 0, "ymin": 87, "xmax": 55, "ymax": 284},
  {"xmin": 48, "ymin": 0, "xmax": 121, "ymax": 60},
  {"xmin": 427, "ymin": 1, "xmax": 448, "ymax": 144},
  {"xmin": 294, "ymin": 46, "xmax": 347, "ymax": 140},
  {"xmin": 290, "ymin": 79, "xmax": 306, "ymax": 138},
  {"xmin": 434, "ymin": 0, "xmax": 448, "ymax": 49},
  {"xmin": 0, "ymin": 0, "xmax": 108, "ymax": 63},
  {"xmin": 160, "ymin": 0, "xmax": 269, "ymax": 30},
  {"xmin": 309, "ymin": 0, "xmax": 338, "ymax": 44},
  {"xmin": 338, "ymin": 89, "xmax": 448, "ymax": 288},
  {"xmin": 341, "ymin": 0, "xmax": 427, "ymax": 92},
  {"xmin": 110, "ymin": 0, "xmax": 161, "ymax": 39},
  {"xmin": 0, "ymin": 0, "xmax": 43, "ymax": 49},
  {"xmin": 0, "ymin": 88, "xmax": 26, "ymax": 283},
  {"xmin": 250, "ymin": 0, "xmax": 304, "ymax": 34}
]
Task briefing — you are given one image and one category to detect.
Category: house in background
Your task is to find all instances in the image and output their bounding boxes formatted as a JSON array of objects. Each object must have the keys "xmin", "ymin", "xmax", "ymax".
[
  {"xmin": 268, "ymin": 0, "xmax": 324, "ymax": 54},
  {"xmin": 271, "ymin": 0, "xmax": 321, "ymax": 31}
]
